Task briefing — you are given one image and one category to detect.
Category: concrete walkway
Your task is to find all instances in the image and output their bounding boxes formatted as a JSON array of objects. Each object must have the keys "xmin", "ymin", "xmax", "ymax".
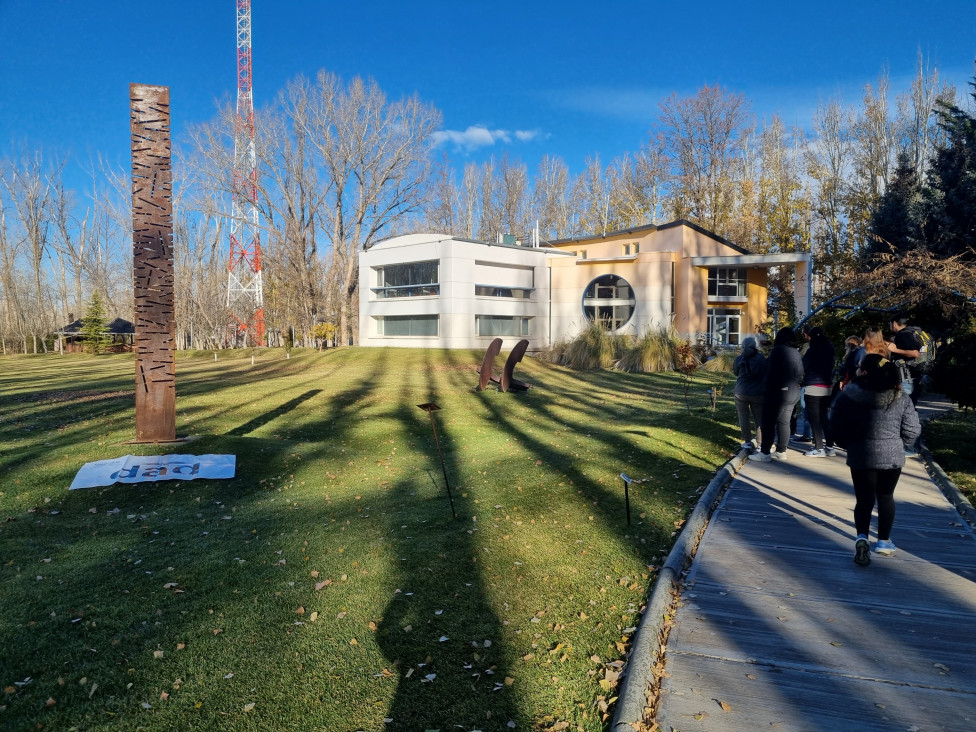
[{"xmin": 655, "ymin": 398, "xmax": 976, "ymax": 732}]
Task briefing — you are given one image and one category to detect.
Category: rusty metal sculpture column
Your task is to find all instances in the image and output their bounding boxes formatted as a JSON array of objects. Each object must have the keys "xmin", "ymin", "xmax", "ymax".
[{"xmin": 130, "ymin": 83, "xmax": 176, "ymax": 442}]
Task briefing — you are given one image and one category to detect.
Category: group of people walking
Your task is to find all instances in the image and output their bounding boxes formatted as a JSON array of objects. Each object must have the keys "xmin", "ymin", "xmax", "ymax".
[{"xmin": 732, "ymin": 317, "xmax": 924, "ymax": 566}]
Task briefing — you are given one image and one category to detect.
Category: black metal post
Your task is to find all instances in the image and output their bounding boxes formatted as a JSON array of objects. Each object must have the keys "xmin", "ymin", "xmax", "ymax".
[{"xmin": 620, "ymin": 472, "xmax": 632, "ymax": 525}]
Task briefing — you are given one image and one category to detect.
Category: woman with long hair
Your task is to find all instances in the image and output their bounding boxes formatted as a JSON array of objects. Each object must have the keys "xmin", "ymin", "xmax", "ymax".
[
  {"xmin": 830, "ymin": 354, "xmax": 921, "ymax": 566},
  {"xmin": 749, "ymin": 326, "xmax": 803, "ymax": 462},
  {"xmin": 860, "ymin": 327, "xmax": 889, "ymax": 362}
]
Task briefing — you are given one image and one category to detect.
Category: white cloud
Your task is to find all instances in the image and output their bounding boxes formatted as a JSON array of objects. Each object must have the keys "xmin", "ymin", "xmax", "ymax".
[{"xmin": 433, "ymin": 125, "xmax": 547, "ymax": 152}]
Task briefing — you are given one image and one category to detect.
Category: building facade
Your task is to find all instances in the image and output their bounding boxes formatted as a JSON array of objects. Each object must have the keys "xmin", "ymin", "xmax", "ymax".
[{"xmin": 359, "ymin": 221, "xmax": 812, "ymax": 350}]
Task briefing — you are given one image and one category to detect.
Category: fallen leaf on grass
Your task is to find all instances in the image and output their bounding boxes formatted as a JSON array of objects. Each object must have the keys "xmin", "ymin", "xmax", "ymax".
[
  {"xmin": 176, "ymin": 643, "xmax": 186, "ymax": 650},
  {"xmin": 243, "ymin": 702, "xmax": 255, "ymax": 712},
  {"xmin": 153, "ymin": 650, "xmax": 164, "ymax": 659},
  {"xmin": 45, "ymin": 697, "xmax": 56, "ymax": 707},
  {"xmin": 295, "ymin": 606, "xmax": 305, "ymax": 615},
  {"xmin": 309, "ymin": 612, "xmax": 318, "ymax": 622},
  {"xmin": 314, "ymin": 580, "xmax": 332, "ymax": 591}
]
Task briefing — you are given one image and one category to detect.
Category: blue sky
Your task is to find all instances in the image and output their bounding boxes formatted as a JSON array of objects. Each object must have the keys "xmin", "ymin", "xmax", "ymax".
[{"xmin": 1, "ymin": 0, "xmax": 974, "ymax": 197}]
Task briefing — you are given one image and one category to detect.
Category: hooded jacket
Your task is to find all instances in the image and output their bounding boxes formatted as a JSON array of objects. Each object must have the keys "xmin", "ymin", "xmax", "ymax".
[
  {"xmin": 802, "ymin": 338, "xmax": 836, "ymax": 387},
  {"xmin": 733, "ymin": 340, "xmax": 767, "ymax": 397},
  {"xmin": 830, "ymin": 382, "xmax": 921, "ymax": 470},
  {"xmin": 763, "ymin": 344, "xmax": 803, "ymax": 394}
]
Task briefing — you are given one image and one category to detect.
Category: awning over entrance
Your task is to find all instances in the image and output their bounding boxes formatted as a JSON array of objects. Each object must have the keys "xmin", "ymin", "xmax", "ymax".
[{"xmin": 691, "ymin": 252, "xmax": 814, "ymax": 321}]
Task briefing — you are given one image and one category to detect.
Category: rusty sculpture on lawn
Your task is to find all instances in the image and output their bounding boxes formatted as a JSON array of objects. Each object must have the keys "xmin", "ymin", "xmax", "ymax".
[
  {"xmin": 476, "ymin": 338, "xmax": 531, "ymax": 393},
  {"xmin": 130, "ymin": 83, "xmax": 177, "ymax": 442}
]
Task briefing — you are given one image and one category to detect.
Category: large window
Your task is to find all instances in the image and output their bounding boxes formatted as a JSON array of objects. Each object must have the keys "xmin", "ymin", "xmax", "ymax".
[
  {"xmin": 376, "ymin": 315, "xmax": 438, "ymax": 336},
  {"xmin": 475, "ymin": 285, "xmax": 532, "ymax": 299},
  {"xmin": 707, "ymin": 267, "xmax": 746, "ymax": 299},
  {"xmin": 476, "ymin": 315, "xmax": 530, "ymax": 337},
  {"xmin": 707, "ymin": 308, "xmax": 741, "ymax": 346},
  {"xmin": 373, "ymin": 261, "xmax": 439, "ymax": 298},
  {"xmin": 582, "ymin": 274, "xmax": 635, "ymax": 331}
]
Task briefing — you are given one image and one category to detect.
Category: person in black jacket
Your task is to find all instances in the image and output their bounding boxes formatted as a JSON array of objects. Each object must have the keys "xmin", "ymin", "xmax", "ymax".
[
  {"xmin": 801, "ymin": 326, "xmax": 836, "ymax": 457},
  {"xmin": 733, "ymin": 336, "xmax": 766, "ymax": 450},
  {"xmin": 830, "ymin": 354, "xmax": 921, "ymax": 566},
  {"xmin": 749, "ymin": 327, "xmax": 803, "ymax": 462}
]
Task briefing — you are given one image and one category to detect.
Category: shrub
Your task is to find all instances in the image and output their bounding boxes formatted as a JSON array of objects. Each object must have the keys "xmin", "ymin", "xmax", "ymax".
[{"xmin": 930, "ymin": 316, "xmax": 976, "ymax": 410}]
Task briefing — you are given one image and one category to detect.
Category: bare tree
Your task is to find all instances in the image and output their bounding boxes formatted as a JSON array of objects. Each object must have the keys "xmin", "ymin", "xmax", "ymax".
[
  {"xmin": 805, "ymin": 100, "xmax": 856, "ymax": 293},
  {"xmin": 0, "ymin": 151, "xmax": 61, "ymax": 352},
  {"xmin": 847, "ymin": 71, "xmax": 896, "ymax": 252},
  {"xmin": 532, "ymin": 154, "xmax": 573, "ymax": 240},
  {"xmin": 657, "ymin": 85, "xmax": 753, "ymax": 235},
  {"xmin": 298, "ymin": 72, "xmax": 441, "ymax": 345}
]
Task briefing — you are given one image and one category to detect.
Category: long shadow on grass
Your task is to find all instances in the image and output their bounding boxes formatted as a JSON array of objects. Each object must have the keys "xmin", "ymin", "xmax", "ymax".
[
  {"xmin": 375, "ymin": 348, "xmax": 521, "ymax": 730},
  {"xmin": 226, "ymin": 389, "xmax": 322, "ymax": 436},
  {"xmin": 0, "ymin": 351, "xmax": 400, "ymax": 729}
]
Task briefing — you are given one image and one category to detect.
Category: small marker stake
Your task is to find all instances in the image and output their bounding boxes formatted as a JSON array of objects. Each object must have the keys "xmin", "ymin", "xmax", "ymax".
[
  {"xmin": 418, "ymin": 403, "xmax": 457, "ymax": 519},
  {"xmin": 620, "ymin": 472, "xmax": 633, "ymax": 525}
]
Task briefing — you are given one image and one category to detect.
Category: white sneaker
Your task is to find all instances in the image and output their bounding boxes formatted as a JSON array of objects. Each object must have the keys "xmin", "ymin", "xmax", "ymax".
[
  {"xmin": 771, "ymin": 451, "xmax": 789, "ymax": 461},
  {"xmin": 825, "ymin": 447, "xmax": 837, "ymax": 457},
  {"xmin": 748, "ymin": 452, "xmax": 772, "ymax": 462},
  {"xmin": 804, "ymin": 448, "xmax": 826, "ymax": 458}
]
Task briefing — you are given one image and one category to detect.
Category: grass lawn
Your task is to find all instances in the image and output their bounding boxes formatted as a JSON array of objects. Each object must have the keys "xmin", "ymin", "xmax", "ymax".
[
  {"xmin": 0, "ymin": 348, "xmax": 737, "ymax": 731},
  {"xmin": 925, "ymin": 409, "xmax": 976, "ymax": 503}
]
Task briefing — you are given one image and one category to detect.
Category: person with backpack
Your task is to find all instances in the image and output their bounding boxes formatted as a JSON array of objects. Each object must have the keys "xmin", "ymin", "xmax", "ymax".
[{"xmin": 887, "ymin": 316, "xmax": 923, "ymax": 405}]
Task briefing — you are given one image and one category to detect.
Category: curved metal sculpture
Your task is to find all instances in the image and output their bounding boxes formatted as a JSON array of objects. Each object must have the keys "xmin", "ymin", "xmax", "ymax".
[
  {"xmin": 500, "ymin": 339, "xmax": 531, "ymax": 393},
  {"xmin": 477, "ymin": 338, "xmax": 503, "ymax": 391}
]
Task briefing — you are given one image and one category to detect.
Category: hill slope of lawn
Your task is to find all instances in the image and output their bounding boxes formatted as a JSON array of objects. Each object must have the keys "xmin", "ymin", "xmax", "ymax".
[{"xmin": 0, "ymin": 347, "xmax": 736, "ymax": 731}]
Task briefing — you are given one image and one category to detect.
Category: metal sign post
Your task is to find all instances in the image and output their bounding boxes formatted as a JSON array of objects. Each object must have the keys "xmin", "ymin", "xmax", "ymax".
[
  {"xmin": 417, "ymin": 403, "xmax": 457, "ymax": 519},
  {"xmin": 620, "ymin": 472, "xmax": 633, "ymax": 525}
]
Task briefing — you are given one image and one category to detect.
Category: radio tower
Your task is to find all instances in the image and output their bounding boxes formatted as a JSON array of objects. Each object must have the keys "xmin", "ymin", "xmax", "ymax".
[{"xmin": 226, "ymin": 0, "xmax": 264, "ymax": 345}]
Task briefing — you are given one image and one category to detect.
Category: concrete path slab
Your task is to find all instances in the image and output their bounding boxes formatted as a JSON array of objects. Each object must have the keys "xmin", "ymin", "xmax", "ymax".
[{"xmin": 656, "ymin": 431, "xmax": 976, "ymax": 732}]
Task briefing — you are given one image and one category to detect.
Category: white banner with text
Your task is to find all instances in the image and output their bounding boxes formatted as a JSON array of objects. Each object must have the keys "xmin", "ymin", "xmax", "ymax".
[{"xmin": 69, "ymin": 454, "xmax": 236, "ymax": 490}]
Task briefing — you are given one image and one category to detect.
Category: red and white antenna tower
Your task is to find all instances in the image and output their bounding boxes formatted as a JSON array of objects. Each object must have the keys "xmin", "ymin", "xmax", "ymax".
[{"xmin": 226, "ymin": 0, "xmax": 264, "ymax": 345}]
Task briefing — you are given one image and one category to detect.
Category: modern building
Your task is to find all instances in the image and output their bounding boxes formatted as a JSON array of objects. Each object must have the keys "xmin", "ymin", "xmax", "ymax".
[{"xmin": 359, "ymin": 221, "xmax": 812, "ymax": 350}]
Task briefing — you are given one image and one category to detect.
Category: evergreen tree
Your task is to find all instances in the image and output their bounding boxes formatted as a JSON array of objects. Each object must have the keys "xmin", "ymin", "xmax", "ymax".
[
  {"xmin": 81, "ymin": 291, "xmax": 110, "ymax": 355},
  {"xmin": 922, "ymin": 80, "xmax": 976, "ymax": 260},
  {"xmin": 867, "ymin": 150, "xmax": 924, "ymax": 258}
]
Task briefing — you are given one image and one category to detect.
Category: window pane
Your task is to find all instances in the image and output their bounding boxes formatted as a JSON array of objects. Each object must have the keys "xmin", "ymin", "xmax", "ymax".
[
  {"xmin": 380, "ymin": 315, "xmax": 438, "ymax": 336},
  {"xmin": 476, "ymin": 315, "xmax": 529, "ymax": 337},
  {"xmin": 376, "ymin": 261, "xmax": 439, "ymax": 298},
  {"xmin": 582, "ymin": 274, "xmax": 635, "ymax": 330}
]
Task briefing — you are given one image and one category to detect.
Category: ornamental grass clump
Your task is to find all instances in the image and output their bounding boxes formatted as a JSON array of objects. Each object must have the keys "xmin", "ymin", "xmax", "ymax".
[
  {"xmin": 615, "ymin": 325, "xmax": 682, "ymax": 373},
  {"xmin": 561, "ymin": 320, "xmax": 626, "ymax": 370},
  {"xmin": 700, "ymin": 349, "xmax": 736, "ymax": 373}
]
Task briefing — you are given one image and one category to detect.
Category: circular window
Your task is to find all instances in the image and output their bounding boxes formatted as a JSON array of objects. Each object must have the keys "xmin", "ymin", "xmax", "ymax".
[{"xmin": 582, "ymin": 274, "xmax": 635, "ymax": 330}]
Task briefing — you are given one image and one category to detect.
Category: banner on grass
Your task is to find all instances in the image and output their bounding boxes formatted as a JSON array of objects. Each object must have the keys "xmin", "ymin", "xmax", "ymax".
[{"xmin": 69, "ymin": 454, "xmax": 236, "ymax": 490}]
